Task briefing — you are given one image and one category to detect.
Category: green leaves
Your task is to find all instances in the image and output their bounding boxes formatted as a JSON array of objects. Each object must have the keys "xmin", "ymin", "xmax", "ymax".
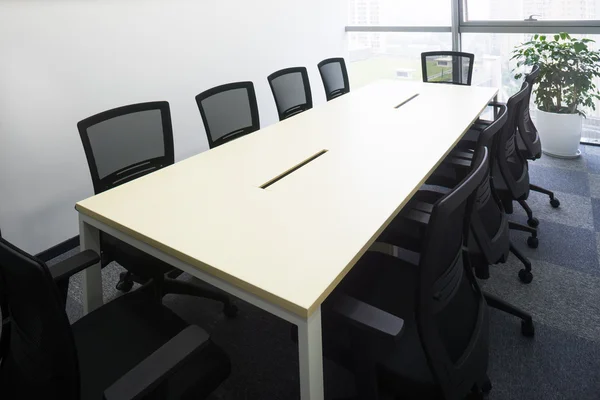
[
  {"xmin": 574, "ymin": 42, "xmax": 587, "ymax": 53},
  {"xmin": 511, "ymin": 32, "xmax": 600, "ymax": 116}
]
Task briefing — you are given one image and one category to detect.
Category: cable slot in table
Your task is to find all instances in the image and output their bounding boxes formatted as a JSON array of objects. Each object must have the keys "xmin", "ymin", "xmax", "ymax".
[
  {"xmin": 260, "ymin": 150, "xmax": 329, "ymax": 189},
  {"xmin": 394, "ymin": 93, "xmax": 420, "ymax": 109}
]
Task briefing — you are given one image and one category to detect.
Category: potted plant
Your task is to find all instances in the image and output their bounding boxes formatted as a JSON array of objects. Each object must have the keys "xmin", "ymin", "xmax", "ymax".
[{"xmin": 512, "ymin": 33, "xmax": 600, "ymax": 158}]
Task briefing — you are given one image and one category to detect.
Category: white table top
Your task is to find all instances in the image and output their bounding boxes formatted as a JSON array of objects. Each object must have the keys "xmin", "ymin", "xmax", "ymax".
[{"xmin": 76, "ymin": 80, "xmax": 497, "ymax": 318}]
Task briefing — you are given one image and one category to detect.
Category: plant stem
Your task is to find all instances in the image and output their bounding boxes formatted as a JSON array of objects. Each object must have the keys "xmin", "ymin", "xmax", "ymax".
[{"xmin": 557, "ymin": 82, "xmax": 562, "ymax": 112}]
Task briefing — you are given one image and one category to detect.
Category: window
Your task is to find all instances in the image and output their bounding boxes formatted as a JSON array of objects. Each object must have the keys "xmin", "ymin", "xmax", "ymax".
[
  {"xmin": 463, "ymin": 33, "xmax": 600, "ymax": 142},
  {"xmin": 348, "ymin": 0, "xmax": 451, "ymax": 26},
  {"xmin": 463, "ymin": 0, "xmax": 600, "ymax": 21},
  {"xmin": 346, "ymin": 0, "xmax": 600, "ymax": 143},
  {"xmin": 348, "ymin": 32, "xmax": 452, "ymax": 87}
]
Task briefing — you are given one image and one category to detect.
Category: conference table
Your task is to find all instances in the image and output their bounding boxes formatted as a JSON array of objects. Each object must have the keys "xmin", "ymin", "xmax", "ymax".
[{"xmin": 75, "ymin": 80, "xmax": 498, "ymax": 399}]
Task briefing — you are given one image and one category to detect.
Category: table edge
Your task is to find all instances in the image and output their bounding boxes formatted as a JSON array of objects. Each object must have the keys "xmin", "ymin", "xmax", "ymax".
[{"xmin": 75, "ymin": 203, "xmax": 313, "ymax": 319}]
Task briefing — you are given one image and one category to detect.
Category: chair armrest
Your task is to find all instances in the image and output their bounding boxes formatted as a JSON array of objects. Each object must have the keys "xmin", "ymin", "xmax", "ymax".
[
  {"xmin": 329, "ymin": 294, "xmax": 404, "ymax": 340},
  {"xmin": 103, "ymin": 325, "xmax": 210, "ymax": 400},
  {"xmin": 49, "ymin": 250, "xmax": 100, "ymax": 282},
  {"xmin": 473, "ymin": 101, "xmax": 506, "ymax": 127}
]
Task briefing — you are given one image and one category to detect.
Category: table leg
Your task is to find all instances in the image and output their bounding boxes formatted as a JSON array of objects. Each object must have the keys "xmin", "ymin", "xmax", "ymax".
[
  {"xmin": 298, "ymin": 306, "xmax": 324, "ymax": 400},
  {"xmin": 79, "ymin": 216, "xmax": 103, "ymax": 314}
]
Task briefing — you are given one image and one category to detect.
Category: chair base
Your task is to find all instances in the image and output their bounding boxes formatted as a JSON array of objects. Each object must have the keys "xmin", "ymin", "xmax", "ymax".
[
  {"xmin": 530, "ymin": 184, "xmax": 561, "ymax": 208},
  {"xmin": 484, "ymin": 292, "xmax": 534, "ymax": 338},
  {"xmin": 117, "ymin": 271, "xmax": 238, "ymax": 317},
  {"xmin": 517, "ymin": 199, "xmax": 539, "ymax": 228},
  {"xmin": 508, "ymin": 221, "xmax": 538, "ymax": 249},
  {"xmin": 164, "ymin": 278, "xmax": 239, "ymax": 318},
  {"xmin": 509, "ymin": 242, "xmax": 533, "ymax": 284}
]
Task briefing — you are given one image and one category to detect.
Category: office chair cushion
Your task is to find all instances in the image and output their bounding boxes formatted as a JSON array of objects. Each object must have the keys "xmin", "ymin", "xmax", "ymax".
[
  {"xmin": 341, "ymin": 251, "xmax": 418, "ymax": 317},
  {"xmin": 72, "ymin": 289, "xmax": 230, "ymax": 400},
  {"xmin": 325, "ymin": 252, "xmax": 438, "ymax": 398},
  {"xmin": 457, "ymin": 128, "xmax": 480, "ymax": 149},
  {"xmin": 377, "ymin": 321, "xmax": 440, "ymax": 399},
  {"xmin": 378, "ymin": 190, "xmax": 445, "ymax": 253}
]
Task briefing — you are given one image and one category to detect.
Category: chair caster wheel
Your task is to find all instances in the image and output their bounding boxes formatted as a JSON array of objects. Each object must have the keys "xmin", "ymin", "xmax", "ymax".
[
  {"xmin": 223, "ymin": 304, "xmax": 239, "ymax": 318},
  {"xmin": 519, "ymin": 269, "xmax": 533, "ymax": 284},
  {"xmin": 116, "ymin": 272, "xmax": 134, "ymax": 292},
  {"xmin": 521, "ymin": 319, "xmax": 535, "ymax": 337},
  {"xmin": 550, "ymin": 198, "xmax": 560, "ymax": 208},
  {"xmin": 527, "ymin": 236, "xmax": 539, "ymax": 249},
  {"xmin": 527, "ymin": 217, "xmax": 539, "ymax": 228}
]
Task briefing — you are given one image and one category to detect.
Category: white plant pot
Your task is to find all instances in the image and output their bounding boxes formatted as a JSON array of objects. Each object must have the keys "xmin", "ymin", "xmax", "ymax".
[{"xmin": 536, "ymin": 108, "xmax": 582, "ymax": 158}]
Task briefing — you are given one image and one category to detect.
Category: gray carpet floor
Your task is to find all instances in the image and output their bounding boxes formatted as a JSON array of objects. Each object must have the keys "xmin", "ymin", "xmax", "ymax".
[{"xmin": 50, "ymin": 145, "xmax": 600, "ymax": 399}]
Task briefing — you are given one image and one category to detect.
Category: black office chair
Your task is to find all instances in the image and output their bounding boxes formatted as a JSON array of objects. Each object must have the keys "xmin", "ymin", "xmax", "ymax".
[
  {"xmin": 267, "ymin": 67, "xmax": 313, "ymax": 120},
  {"xmin": 318, "ymin": 57, "xmax": 350, "ymax": 101},
  {"xmin": 456, "ymin": 84, "xmax": 540, "ymax": 247},
  {"xmin": 77, "ymin": 101, "xmax": 238, "ymax": 317},
  {"xmin": 404, "ymin": 105, "xmax": 536, "ymax": 331},
  {"xmin": 470, "ymin": 65, "xmax": 559, "ymax": 224},
  {"xmin": 491, "ymin": 83, "xmax": 540, "ymax": 244},
  {"xmin": 421, "ymin": 51, "xmax": 475, "ymax": 85},
  {"xmin": 195, "ymin": 81, "xmax": 260, "ymax": 149},
  {"xmin": 324, "ymin": 149, "xmax": 491, "ymax": 400},
  {"xmin": 516, "ymin": 65, "xmax": 561, "ymax": 211},
  {"xmin": 0, "ymin": 237, "xmax": 230, "ymax": 400}
]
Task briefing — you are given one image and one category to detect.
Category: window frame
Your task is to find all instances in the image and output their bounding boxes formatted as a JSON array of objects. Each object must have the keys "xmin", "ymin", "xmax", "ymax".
[{"xmin": 345, "ymin": 0, "xmax": 600, "ymax": 143}]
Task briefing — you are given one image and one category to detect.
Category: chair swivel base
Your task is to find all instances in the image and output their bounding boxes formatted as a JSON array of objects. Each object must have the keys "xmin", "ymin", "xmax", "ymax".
[
  {"xmin": 484, "ymin": 292, "xmax": 535, "ymax": 338},
  {"xmin": 117, "ymin": 271, "xmax": 135, "ymax": 292},
  {"xmin": 510, "ymin": 241, "xmax": 533, "ymax": 284},
  {"xmin": 530, "ymin": 184, "xmax": 560, "ymax": 208},
  {"xmin": 117, "ymin": 271, "xmax": 239, "ymax": 318},
  {"xmin": 518, "ymin": 199, "xmax": 540, "ymax": 228},
  {"xmin": 509, "ymin": 221, "xmax": 538, "ymax": 249}
]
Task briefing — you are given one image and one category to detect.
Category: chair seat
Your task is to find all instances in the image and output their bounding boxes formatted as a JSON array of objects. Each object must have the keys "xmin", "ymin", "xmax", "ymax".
[
  {"xmin": 454, "ymin": 128, "xmax": 480, "ymax": 151},
  {"xmin": 461, "ymin": 127, "xmax": 481, "ymax": 144},
  {"xmin": 377, "ymin": 321, "xmax": 441, "ymax": 399},
  {"xmin": 72, "ymin": 289, "xmax": 230, "ymax": 400},
  {"xmin": 325, "ymin": 251, "xmax": 440, "ymax": 399},
  {"xmin": 379, "ymin": 190, "xmax": 445, "ymax": 253}
]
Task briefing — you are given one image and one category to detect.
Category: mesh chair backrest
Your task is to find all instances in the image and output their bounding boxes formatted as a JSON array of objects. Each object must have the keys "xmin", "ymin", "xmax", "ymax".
[
  {"xmin": 268, "ymin": 67, "xmax": 313, "ymax": 121},
  {"xmin": 0, "ymin": 238, "xmax": 79, "ymax": 400},
  {"xmin": 78, "ymin": 102, "xmax": 174, "ymax": 194},
  {"xmin": 495, "ymin": 83, "xmax": 530, "ymax": 198},
  {"xmin": 195, "ymin": 82, "xmax": 260, "ymax": 149},
  {"xmin": 318, "ymin": 58, "xmax": 350, "ymax": 101},
  {"xmin": 469, "ymin": 106, "xmax": 511, "ymax": 266},
  {"xmin": 0, "ymin": 230, "xmax": 7, "ymax": 365},
  {"xmin": 421, "ymin": 51, "xmax": 475, "ymax": 86},
  {"xmin": 518, "ymin": 65, "xmax": 542, "ymax": 159},
  {"xmin": 417, "ymin": 149, "xmax": 489, "ymax": 399}
]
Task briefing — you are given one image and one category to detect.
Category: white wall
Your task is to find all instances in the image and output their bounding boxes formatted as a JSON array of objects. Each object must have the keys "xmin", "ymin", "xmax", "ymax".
[{"xmin": 0, "ymin": 0, "xmax": 347, "ymax": 254}]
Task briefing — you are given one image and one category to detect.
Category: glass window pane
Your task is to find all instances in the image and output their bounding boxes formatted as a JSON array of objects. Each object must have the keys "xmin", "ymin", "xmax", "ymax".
[
  {"xmin": 348, "ymin": 0, "xmax": 451, "ymax": 26},
  {"xmin": 464, "ymin": 0, "xmax": 600, "ymax": 21},
  {"xmin": 348, "ymin": 32, "xmax": 452, "ymax": 87},
  {"xmin": 462, "ymin": 33, "xmax": 600, "ymax": 143}
]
